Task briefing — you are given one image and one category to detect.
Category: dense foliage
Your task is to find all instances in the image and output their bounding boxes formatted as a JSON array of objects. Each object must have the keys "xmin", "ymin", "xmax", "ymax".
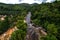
[
  {"xmin": 0, "ymin": 16, "xmax": 10, "ymax": 34},
  {"xmin": 0, "ymin": 1, "xmax": 60, "ymax": 40}
]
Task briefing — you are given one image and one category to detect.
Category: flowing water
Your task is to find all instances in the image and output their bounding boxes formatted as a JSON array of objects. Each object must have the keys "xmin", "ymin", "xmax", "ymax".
[
  {"xmin": 25, "ymin": 12, "xmax": 40, "ymax": 40},
  {"xmin": 25, "ymin": 12, "xmax": 47, "ymax": 40}
]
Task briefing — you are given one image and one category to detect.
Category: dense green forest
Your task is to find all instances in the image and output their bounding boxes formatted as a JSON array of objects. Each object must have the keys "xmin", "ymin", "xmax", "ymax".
[{"xmin": 0, "ymin": 1, "xmax": 60, "ymax": 40}]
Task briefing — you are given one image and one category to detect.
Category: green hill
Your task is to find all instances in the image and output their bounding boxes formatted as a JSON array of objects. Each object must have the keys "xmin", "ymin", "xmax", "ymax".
[{"xmin": 0, "ymin": 1, "xmax": 60, "ymax": 40}]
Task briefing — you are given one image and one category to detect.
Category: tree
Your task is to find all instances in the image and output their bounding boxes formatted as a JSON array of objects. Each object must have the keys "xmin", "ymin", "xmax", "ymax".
[
  {"xmin": 47, "ymin": 24, "xmax": 58, "ymax": 35},
  {"xmin": 0, "ymin": 16, "xmax": 10, "ymax": 34},
  {"xmin": 10, "ymin": 30, "xmax": 26, "ymax": 40},
  {"xmin": 42, "ymin": 34, "xmax": 57, "ymax": 40}
]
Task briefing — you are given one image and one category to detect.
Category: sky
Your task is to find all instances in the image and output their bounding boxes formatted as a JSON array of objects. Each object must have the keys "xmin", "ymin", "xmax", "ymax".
[{"xmin": 0, "ymin": 0, "xmax": 55, "ymax": 4}]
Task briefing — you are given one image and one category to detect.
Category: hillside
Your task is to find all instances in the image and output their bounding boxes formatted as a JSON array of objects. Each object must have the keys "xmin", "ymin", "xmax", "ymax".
[{"xmin": 0, "ymin": 1, "xmax": 60, "ymax": 40}]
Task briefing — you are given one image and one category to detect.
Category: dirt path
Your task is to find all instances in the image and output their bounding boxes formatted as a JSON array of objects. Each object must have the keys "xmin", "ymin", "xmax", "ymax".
[
  {"xmin": 0, "ymin": 15, "xmax": 18, "ymax": 40},
  {"xmin": 0, "ymin": 26, "xmax": 18, "ymax": 40}
]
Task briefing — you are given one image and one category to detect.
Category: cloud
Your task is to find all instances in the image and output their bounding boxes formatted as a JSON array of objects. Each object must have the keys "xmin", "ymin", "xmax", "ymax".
[
  {"xmin": 0, "ymin": 0, "xmax": 55, "ymax": 4},
  {"xmin": 19, "ymin": 0, "xmax": 23, "ymax": 2},
  {"xmin": 0, "ymin": 0, "xmax": 19, "ymax": 4},
  {"xmin": 46, "ymin": 0, "xmax": 55, "ymax": 3},
  {"xmin": 42, "ymin": 0, "xmax": 47, "ymax": 2}
]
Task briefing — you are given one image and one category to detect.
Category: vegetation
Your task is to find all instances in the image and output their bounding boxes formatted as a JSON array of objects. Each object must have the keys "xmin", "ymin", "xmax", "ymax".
[
  {"xmin": 0, "ymin": 0, "xmax": 60, "ymax": 40},
  {"xmin": 0, "ymin": 16, "xmax": 10, "ymax": 34}
]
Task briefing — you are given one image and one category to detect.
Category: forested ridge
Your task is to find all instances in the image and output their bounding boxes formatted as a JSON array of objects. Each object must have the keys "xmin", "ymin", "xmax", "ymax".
[{"xmin": 0, "ymin": 1, "xmax": 60, "ymax": 40}]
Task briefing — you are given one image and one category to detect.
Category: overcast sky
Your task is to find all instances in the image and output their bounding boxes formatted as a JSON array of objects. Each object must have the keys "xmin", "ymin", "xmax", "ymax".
[{"xmin": 0, "ymin": 0, "xmax": 55, "ymax": 4}]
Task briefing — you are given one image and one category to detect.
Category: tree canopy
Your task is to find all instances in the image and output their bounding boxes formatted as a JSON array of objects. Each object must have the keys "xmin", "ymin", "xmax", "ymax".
[{"xmin": 0, "ymin": 1, "xmax": 60, "ymax": 40}]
